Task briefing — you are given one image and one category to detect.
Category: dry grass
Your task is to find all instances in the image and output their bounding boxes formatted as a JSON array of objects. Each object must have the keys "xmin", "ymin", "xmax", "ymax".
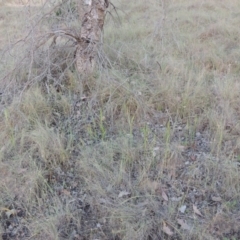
[{"xmin": 0, "ymin": 0, "xmax": 240, "ymax": 239}]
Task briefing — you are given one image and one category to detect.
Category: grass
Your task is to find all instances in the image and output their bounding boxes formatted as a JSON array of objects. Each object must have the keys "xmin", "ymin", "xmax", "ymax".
[{"xmin": 0, "ymin": 0, "xmax": 240, "ymax": 239}]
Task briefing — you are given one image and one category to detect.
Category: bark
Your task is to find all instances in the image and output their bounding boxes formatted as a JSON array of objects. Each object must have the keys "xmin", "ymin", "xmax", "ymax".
[{"xmin": 76, "ymin": 0, "xmax": 108, "ymax": 74}]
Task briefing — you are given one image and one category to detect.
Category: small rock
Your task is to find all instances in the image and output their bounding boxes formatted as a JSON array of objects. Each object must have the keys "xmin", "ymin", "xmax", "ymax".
[
  {"xmin": 171, "ymin": 197, "xmax": 182, "ymax": 202},
  {"xmin": 196, "ymin": 132, "xmax": 201, "ymax": 138},
  {"xmin": 152, "ymin": 147, "xmax": 160, "ymax": 157},
  {"xmin": 8, "ymin": 225, "xmax": 13, "ymax": 231},
  {"xmin": 177, "ymin": 126, "xmax": 182, "ymax": 131},
  {"xmin": 211, "ymin": 196, "xmax": 222, "ymax": 202},
  {"xmin": 97, "ymin": 223, "xmax": 101, "ymax": 228},
  {"xmin": 179, "ymin": 205, "xmax": 187, "ymax": 213},
  {"xmin": 118, "ymin": 191, "xmax": 130, "ymax": 198}
]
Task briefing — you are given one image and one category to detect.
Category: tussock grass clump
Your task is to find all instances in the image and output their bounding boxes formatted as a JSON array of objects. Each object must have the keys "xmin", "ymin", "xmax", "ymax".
[{"xmin": 0, "ymin": 0, "xmax": 240, "ymax": 239}]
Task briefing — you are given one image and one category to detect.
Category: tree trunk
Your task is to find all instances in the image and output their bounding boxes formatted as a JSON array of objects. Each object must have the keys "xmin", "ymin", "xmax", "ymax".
[{"xmin": 76, "ymin": 0, "xmax": 108, "ymax": 74}]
